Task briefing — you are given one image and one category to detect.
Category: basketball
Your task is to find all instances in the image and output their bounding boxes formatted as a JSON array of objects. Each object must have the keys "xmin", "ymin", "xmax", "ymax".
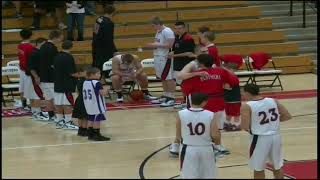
[{"xmin": 129, "ymin": 90, "xmax": 145, "ymax": 102}]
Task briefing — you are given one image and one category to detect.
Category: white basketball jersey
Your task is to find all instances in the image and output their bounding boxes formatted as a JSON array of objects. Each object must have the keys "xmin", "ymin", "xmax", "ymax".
[
  {"xmin": 83, "ymin": 80, "xmax": 106, "ymax": 115},
  {"xmin": 246, "ymin": 98, "xmax": 280, "ymax": 135},
  {"xmin": 179, "ymin": 108, "xmax": 214, "ymax": 146},
  {"xmin": 153, "ymin": 26, "xmax": 175, "ymax": 56}
]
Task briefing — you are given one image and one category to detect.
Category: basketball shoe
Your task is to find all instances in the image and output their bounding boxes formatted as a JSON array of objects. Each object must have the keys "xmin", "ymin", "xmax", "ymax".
[
  {"xmin": 150, "ymin": 96, "xmax": 168, "ymax": 104},
  {"xmin": 169, "ymin": 143, "xmax": 179, "ymax": 157},
  {"xmin": 160, "ymin": 98, "xmax": 176, "ymax": 107},
  {"xmin": 62, "ymin": 121, "xmax": 79, "ymax": 130}
]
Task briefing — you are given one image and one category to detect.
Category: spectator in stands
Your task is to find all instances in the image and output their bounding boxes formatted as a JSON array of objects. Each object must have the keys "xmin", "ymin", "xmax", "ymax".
[
  {"xmin": 28, "ymin": 37, "xmax": 50, "ymax": 121},
  {"xmin": 146, "ymin": 16, "xmax": 176, "ymax": 107},
  {"xmin": 168, "ymin": 21, "xmax": 196, "ymax": 109},
  {"xmin": 110, "ymin": 53, "xmax": 157, "ymax": 102},
  {"xmin": 66, "ymin": 1, "xmax": 86, "ymax": 41},
  {"xmin": 38, "ymin": 30, "xmax": 64, "ymax": 122},
  {"xmin": 17, "ymin": 28, "xmax": 35, "ymax": 111},
  {"xmin": 31, "ymin": 1, "xmax": 67, "ymax": 30},
  {"xmin": 92, "ymin": 5, "xmax": 118, "ymax": 83},
  {"xmin": 3, "ymin": 1, "xmax": 22, "ymax": 19},
  {"xmin": 54, "ymin": 40, "xmax": 79, "ymax": 130}
]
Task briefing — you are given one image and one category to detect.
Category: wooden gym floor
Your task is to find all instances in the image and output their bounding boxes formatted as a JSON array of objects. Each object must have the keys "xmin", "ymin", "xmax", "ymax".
[{"xmin": 2, "ymin": 74, "xmax": 318, "ymax": 179}]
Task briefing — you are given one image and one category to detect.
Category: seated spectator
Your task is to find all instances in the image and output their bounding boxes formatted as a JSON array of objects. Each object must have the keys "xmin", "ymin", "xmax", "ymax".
[
  {"xmin": 66, "ymin": 1, "xmax": 86, "ymax": 41},
  {"xmin": 3, "ymin": 1, "xmax": 22, "ymax": 19},
  {"xmin": 110, "ymin": 54, "xmax": 157, "ymax": 102}
]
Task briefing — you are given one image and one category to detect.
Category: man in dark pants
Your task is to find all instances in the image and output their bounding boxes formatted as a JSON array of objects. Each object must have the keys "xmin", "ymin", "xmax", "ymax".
[
  {"xmin": 92, "ymin": 5, "xmax": 118, "ymax": 83},
  {"xmin": 168, "ymin": 21, "xmax": 196, "ymax": 109}
]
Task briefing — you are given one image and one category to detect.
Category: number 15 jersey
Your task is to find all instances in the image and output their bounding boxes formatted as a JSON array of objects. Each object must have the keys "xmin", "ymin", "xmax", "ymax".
[
  {"xmin": 179, "ymin": 108, "xmax": 214, "ymax": 146},
  {"xmin": 83, "ymin": 80, "xmax": 106, "ymax": 115},
  {"xmin": 246, "ymin": 98, "xmax": 280, "ymax": 135}
]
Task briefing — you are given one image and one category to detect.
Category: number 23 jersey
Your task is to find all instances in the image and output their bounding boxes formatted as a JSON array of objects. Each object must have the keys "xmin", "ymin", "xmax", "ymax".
[
  {"xmin": 83, "ymin": 80, "xmax": 106, "ymax": 115},
  {"xmin": 179, "ymin": 108, "xmax": 214, "ymax": 146},
  {"xmin": 246, "ymin": 97, "xmax": 280, "ymax": 135}
]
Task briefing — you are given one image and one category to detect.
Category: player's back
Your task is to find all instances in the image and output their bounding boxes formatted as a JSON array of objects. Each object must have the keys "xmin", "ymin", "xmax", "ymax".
[
  {"xmin": 179, "ymin": 108, "xmax": 214, "ymax": 146},
  {"xmin": 83, "ymin": 80, "xmax": 106, "ymax": 115},
  {"xmin": 247, "ymin": 97, "xmax": 280, "ymax": 135}
]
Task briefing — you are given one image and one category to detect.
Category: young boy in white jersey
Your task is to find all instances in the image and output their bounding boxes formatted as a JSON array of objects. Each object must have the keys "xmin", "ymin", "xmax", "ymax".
[
  {"xmin": 240, "ymin": 83, "xmax": 292, "ymax": 179},
  {"xmin": 83, "ymin": 67, "xmax": 110, "ymax": 141},
  {"xmin": 175, "ymin": 93, "xmax": 221, "ymax": 179}
]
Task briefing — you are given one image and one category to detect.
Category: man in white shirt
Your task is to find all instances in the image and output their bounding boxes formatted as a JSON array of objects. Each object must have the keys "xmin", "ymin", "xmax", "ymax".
[{"xmin": 145, "ymin": 17, "xmax": 176, "ymax": 107}]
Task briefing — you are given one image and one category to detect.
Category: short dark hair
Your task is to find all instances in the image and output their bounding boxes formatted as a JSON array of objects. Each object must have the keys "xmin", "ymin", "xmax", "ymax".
[
  {"xmin": 197, "ymin": 54, "xmax": 214, "ymax": 68},
  {"xmin": 49, "ymin": 30, "xmax": 63, "ymax": 40},
  {"xmin": 191, "ymin": 93, "xmax": 209, "ymax": 105},
  {"xmin": 203, "ymin": 31, "xmax": 215, "ymax": 41},
  {"xmin": 104, "ymin": 5, "xmax": 116, "ymax": 14},
  {"xmin": 35, "ymin": 37, "xmax": 47, "ymax": 46},
  {"xmin": 174, "ymin": 21, "xmax": 185, "ymax": 27},
  {"xmin": 121, "ymin": 54, "xmax": 134, "ymax": 63},
  {"xmin": 61, "ymin": 40, "xmax": 73, "ymax": 50},
  {"xmin": 86, "ymin": 67, "xmax": 101, "ymax": 77},
  {"xmin": 243, "ymin": 83, "xmax": 260, "ymax": 96},
  {"xmin": 198, "ymin": 26, "xmax": 210, "ymax": 34},
  {"xmin": 151, "ymin": 16, "xmax": 163, "ymax": 25},
  {"xmin": 20, "ymin": 29, "xmax": 32, "ymax": 40}
]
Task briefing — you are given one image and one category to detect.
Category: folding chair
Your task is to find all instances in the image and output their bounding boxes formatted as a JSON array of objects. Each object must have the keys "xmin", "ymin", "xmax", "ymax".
[
  {"xmin": 102, "ymin": 59, "xmax": 136, "ymax": 97},
  {"xmin": 246, "ymin": 53, "xmax": 283, "ymax": 90},
  {"xmin": 2, "ymin": 66, "xmax": 20, "ymax": 106},
  {"xmin": 6, "ymin": 60, "xmax": 20, "ymax": 83},
  {"xmin": 140, "ymin": 58, "xmax": 163, "ymax": 92}
]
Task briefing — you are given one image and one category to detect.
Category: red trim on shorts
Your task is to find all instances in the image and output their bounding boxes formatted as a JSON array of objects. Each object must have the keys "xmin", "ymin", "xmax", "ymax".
[
  {"xmin": 161, "ymin": 58, "xmax": 172, "ymax": 80},
  {"xmin": 250, "ymin": 135, "xmax": 258, "ymax": 158},
  {"xmin": 65, "ymin": 93, "xmax": 75, "ymax": 107},
  {"xmin": 31, "ymin": 77, "xmax": 45, "ymax": 100}
]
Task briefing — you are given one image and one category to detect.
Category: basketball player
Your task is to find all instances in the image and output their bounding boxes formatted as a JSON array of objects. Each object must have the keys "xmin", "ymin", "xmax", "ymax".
[
  {"xmin": 146, "ymin": 16, "xmax": 176, "ymax": 107},
  {"xmin": 83, "ymin": 67, "xmax": 110, "ymax": 141},
  {"xmin": 241, "ymin": 83, "xmax": 292, "ymax": 179},
  {"xmin": 110, "ymin": 53, "xmax": 157, "ymax": 102},
  {"xmin": 17, "ymin": 28, "xmax": 34, "ymax": 111},
  {"xmin": 53, "ymin": 40, "xmax": 78, "ymax": 130},
  {"xmin": 176, "ymin": 93, "xmax": 220, "ymax": 179},
  {"xmin": 170, "ymin": 54, "xmax": 231, "ymax": 157},
  {"xmin": 28, "ymin": 37, "xmax": 49, "ymax": 121}
]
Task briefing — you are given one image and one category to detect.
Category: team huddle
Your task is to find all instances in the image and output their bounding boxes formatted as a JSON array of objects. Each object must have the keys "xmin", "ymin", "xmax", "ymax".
[{"xmin": 15, "ymin": 9, "xmax": 293, "ymax": 178}]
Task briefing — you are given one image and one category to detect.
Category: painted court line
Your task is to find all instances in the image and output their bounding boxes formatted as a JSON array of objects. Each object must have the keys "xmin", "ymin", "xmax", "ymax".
[{"xmin": 2, "ymin": 126, "xmax": 316, "ymax": 151}]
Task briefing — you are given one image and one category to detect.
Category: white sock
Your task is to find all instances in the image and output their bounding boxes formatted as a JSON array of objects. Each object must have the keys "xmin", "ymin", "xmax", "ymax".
[
  {"xmin": 166, "ymin": 92, "xmax": 175, "ymax": 99},
  {"xmin": 56, "ymin": 114, "xmax": 63, "ymax": 121},
  {"xmin": 64, "ymin": 114, "xmax": 72, "ymax": 123},
  {"xmin": 31, "ymin": 107, "xmax": 41, "ymax": 114}
]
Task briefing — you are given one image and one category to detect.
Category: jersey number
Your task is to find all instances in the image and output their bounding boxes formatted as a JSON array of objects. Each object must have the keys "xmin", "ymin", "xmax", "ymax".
[
  {"xmin": 187, "ymin": 122, "xmax": 205, "ymax": 135},
  {"xmin": 259, "ymin": 108, "xmax": 279, "ymax": 125},
  {"xmin": 83, "ymin": 89, "xmax": 92, "ymax": 100}
]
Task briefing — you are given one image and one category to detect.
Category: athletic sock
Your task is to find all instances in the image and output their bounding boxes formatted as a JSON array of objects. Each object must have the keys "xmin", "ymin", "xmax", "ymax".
[
  {"xmin": 31, "ymin": 107, "xmax": 41, "ymax": 115},
  {"xmin": 64, "ymin": 114, "xmax": 72, "ymax": 123},
  {"xmin": 56, "ymin": 114, "xmax": 63, "ymax": 121}
]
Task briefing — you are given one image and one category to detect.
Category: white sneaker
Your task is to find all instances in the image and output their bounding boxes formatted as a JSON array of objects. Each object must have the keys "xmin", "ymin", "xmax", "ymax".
[
  {"xmin": 169, "ymin": 143, "xmax": 180, "ymax": 157},
  {"xmin": 116, "ymin": 96, "xmax": 124, "ymax": 103},
  {"xmin": 55, "ymin": 119, "xmax": 66, "ymax": 129},
  {"xmin": 160, "ymin": 99, "xmax": 176, "ymax": 107},
  {"xmin": 62, "ymin": 121, "xmax": 79, "ymax": 130},
  {"xmin": 144, "ymin": 94, "xmax": 158, "ymax": 101},
  {"xmin": 215, "ymin": 144, "xmax": 230, "ymax": 155},
  {"xmin": 33, "ymin": 112, "xmax": 50, "ymax": 121},
  {"xmin": 150, "ymin": 96, "xmax": 167, "ymax": 104}
]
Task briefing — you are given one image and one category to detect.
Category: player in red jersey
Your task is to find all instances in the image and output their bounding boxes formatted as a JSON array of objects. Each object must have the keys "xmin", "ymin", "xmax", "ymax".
[
  {"xmin": 169, "ymin": 54, "xmax": 232, "ymax": 158},
  {"xmin": 17, "ymin": 28, "xmax": 35, "ymax": 110}
]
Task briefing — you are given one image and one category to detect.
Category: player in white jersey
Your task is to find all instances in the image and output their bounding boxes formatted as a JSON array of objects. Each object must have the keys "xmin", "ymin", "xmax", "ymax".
[
  {"xmin": 240, "ymin": 84, "xmax": 292, "ymax": 179},
  {"xmin": 145, "ymin": 16, "xmax": 176, "ymax": 107},
  {"xmin": 175, "ymin": 93, "xmax": 221, "ymax": 179},
  {"xmin": 83, "ymin": 67, "xmax": 110, "ymax": 141}
]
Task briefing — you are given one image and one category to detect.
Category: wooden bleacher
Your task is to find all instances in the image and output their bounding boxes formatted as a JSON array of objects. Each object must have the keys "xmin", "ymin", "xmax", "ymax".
[{"xmin": 2, "ymin": 1, "xmax": 314, "ymax": 74}]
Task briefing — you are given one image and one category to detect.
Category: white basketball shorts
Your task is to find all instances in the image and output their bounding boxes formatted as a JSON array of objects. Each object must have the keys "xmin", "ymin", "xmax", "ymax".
[
  {"xmin": 154, "ymin": 55, "xmax": 174, "ymax": 80},
  {"xmin": 40, "ymin": 83, "xmax": 55, "ymax": 100}
]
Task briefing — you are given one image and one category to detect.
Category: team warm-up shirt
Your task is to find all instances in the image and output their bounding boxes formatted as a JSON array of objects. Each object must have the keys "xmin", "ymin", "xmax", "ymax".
[
  {"xmin": 172, "ymin": 32, "xmax": 196, "ymax": 71},
  {"xmin": 28, "ymin": 48, "xmax": 40, "ymax": 75},
  {"xmin": 246, "ymin": 98, "xmax": 280, "ymax": 136},
  {"xmin": 153, "ymin": 26, "xmax": 175, "ymax": 56},
  {"xmin": 83, "ymin": 80, "xmax": 106, "ymax": 115},
  {"xmin": 17, "ymin": 42, "xmax": 35, "ymax": 72},
  {"xmin": 38, "ymin": 41, "xmax": 58, "ymax": 83},
  {"xmin": 181, "ymin": 67, "xmax": 233, "ymax": 112},
  {"xmin": 179, "ymin": 107, "xmax": 214, "ymax": 146}
]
